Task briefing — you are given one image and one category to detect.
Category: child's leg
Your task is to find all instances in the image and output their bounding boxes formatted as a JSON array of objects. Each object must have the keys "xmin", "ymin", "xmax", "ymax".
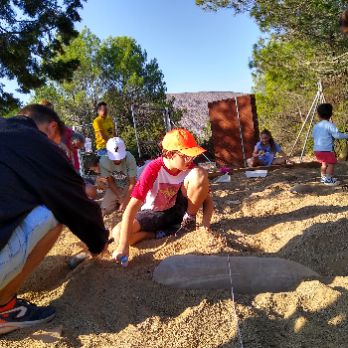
[
  {"xmin": 247, "ymin": 157, "xmax": 261, "ymax": 167},
  {"xmin": 174, "ymin": 167, "xmax": 210, "ymax": 235},
  {"xmin": 326, "ymin": 163, "xmax": 335, "ymax": 177},
  {"xmin": 182, "ymin": 167, "xmax": 209, "ymax": 216},
  {"xmin": 247, "ymin": 157, "xmax": 255, "ymax": 167},
  {"xmin": 321, "ymin": 162, "xmax": 328, "ymax": 177},
  {"xmin": 112, "ymin": 219, "xmax": 154, "ymax": 246},
  {"xmin": 272, "ymin": 157, "xmax": 286, "ymax": 165}
]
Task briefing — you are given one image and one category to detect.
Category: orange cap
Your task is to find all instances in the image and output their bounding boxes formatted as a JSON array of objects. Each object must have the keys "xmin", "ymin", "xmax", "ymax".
[{"xmin": 162, "ymin": 128, "xmax": 206, "ymax": 157}]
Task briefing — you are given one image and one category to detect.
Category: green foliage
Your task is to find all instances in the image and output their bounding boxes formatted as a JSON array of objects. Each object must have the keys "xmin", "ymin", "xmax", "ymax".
[
  {"xmin": 197, "ymin": 0, "xmax": 348, "ymax": 154},
  {"xmin": 33, "ymin": 28, "xmax": 180, "ymax": 158},
  {"xmin": 195, "ymin": 121, "xmax": 214, "ymax": 159},
  {"xmin": 0, "ymin": 0, "xmax": 84, "ymax": 114},
  {"xmin": 33, "ymin": 28, "xmax": 103, "ymax": 127},
  {"xmin": 251, "ymin": 38, "xmax": 318, "ymax": 148},
  {"xmin": 98, "ymin": 35, "xmax": 166, "ymax": 126}
]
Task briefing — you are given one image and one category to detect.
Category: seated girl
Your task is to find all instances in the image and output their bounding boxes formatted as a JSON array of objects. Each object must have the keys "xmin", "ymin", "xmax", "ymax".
[{"xmin": 247, "ymin": 129, "xmax": 293, "ymax": 167}]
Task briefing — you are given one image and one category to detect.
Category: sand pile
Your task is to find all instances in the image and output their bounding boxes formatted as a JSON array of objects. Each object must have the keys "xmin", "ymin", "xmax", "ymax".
[{"xmin": 2, "ymin": 162, "xmax": 348, "ymax": 347}]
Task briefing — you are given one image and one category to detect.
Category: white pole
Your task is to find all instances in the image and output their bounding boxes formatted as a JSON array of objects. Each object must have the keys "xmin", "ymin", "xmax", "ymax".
[
  {"xmin": 235, "ymin": 97, "xmax": 247, "ymax": 167},
  {"xmin": 131, "ymin": 105, "xmax": 142, "ymax": 158},
  {"xmin": 300, "ymin": 91, "xmax": 320, "ymax": 162},
  {"xmin": 289, "ymin": 86, "xmax": 321, "ymax": 157}
]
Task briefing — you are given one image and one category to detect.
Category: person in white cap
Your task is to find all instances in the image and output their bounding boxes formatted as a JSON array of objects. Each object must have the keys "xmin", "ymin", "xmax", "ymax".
[{"xmin": 99, "ymin": 137, "xmax": 137, "ymax": 215}]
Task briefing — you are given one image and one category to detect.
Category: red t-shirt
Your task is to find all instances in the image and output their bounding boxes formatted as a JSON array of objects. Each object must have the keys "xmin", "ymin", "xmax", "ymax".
[{"xmin": 132, "ymin": 157, "xmax": 194, "ymax": 211}]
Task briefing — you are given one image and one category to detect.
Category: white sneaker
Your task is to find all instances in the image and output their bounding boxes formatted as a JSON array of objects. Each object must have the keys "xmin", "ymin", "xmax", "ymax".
[{"xmin": 323, "ymin": 177, "xmax": 340, "ymax": 186}]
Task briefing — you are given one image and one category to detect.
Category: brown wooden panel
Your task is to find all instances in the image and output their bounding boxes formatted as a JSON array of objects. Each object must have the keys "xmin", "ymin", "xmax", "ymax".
[
  {"xmin": 209, "ymin": 95, "xmax": 259, "ymax": 168},
  {"xmin": 237, "ymin": 95, "xmax": 259, "ymax": 160}
]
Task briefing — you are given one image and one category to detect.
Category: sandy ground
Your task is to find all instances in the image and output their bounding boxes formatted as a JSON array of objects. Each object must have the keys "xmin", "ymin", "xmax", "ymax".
[{"xmin": 2, "ymin": 161, "xmax": 348, "ymax": 347}]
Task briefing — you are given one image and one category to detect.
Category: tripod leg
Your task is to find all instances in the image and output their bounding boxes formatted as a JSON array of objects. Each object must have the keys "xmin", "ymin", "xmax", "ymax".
[
  {"xmin": 300, "ymin": 92, "xmax": 320, "ymax": 162},
  {"xmin": 290, "ymin": 90, "xmax": 321, "ymax": 157}
]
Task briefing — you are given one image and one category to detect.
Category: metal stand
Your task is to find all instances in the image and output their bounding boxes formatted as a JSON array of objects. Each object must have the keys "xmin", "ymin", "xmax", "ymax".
[
  {"xmin": 235, "ymin": 97, "xmax": 247, "ymax": 167},
  {"xmin": 289, "ymin": 81, "xmax": 326, "ymax": 162},
  {"xmin": 163, "ymin": 107, "xmax": 172, "ymax": 132},
  {"xmin": 131, "ymin": 105, "xmax": 142, "ymax": 159}
]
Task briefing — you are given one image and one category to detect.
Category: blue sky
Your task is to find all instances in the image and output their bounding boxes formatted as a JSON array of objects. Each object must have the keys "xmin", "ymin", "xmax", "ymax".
[
  {"xmin": 5, "ymin": 0, "xmax": 261, "ymax": 102},
  {"xmin": 77, "ymin": 0, "xmax": 261, "ymax": 93}
]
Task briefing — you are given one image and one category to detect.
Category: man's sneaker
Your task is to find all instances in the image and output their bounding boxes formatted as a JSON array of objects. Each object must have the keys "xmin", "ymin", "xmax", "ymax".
[
  {"xmin": 0, "ymin": 298, "xmax": 56, "ymax": 335},
  {"xmin": 323, "ymin": 177, "xmax": 340, "ymax": 186},
  {"xmin": 320, "ymin": 176, "xmax": 326, "ymax": 183},
  {"xmin": 175, "ymin": 215, "xmax": 196, "ymax": 237}
]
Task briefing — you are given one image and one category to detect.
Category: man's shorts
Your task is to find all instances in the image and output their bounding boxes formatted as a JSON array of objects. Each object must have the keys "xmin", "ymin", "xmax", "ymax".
[
  {"xmin": 101, "ymin": 187, "xmax": 128, "ymax": 214},
  {"xmin": 0, "ymin": 206, "xmax": 58, "ymax": 290},
  {"xmin": 315, "ymin": 151, "xmax": 337, "ymax": 164},
  {"xmin": 96, "ymin": 148, "xmax": 107, "ymax": 156},
  {"xmin": 135, "ymin": 191, "xmax": 188, "ymax": 232}
]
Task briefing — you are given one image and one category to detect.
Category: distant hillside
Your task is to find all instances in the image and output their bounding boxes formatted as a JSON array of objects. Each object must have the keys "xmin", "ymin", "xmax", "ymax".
[{"xmin": 167, "ymin": 91, "xmax": 243, "ymax": 137}]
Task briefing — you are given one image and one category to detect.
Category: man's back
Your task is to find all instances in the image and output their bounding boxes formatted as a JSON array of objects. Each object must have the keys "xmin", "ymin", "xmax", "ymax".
[{"xmin": 0, "ymin": 116, "xmax": 108, "ymax": 253}]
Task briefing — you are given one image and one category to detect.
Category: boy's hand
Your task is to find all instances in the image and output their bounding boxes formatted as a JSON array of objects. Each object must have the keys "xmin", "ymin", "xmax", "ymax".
[
  {"xmin": 112, "ymin": 245, "xmax": 129, "ymax": 257},
  {"xmin": 112, "ymin": 245, "xmax": 129, "ymax": 267},
  {"xmin": 96, "ymin": 177, "xmax": 108, "ymax": 190}
]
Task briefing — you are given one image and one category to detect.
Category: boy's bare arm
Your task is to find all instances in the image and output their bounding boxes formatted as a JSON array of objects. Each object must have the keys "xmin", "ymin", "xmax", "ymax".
[
  {"xmin": 116, "ymin": 197, "xmax": 143, "ymax": 257},
  {"xmin": 202, "ymin": 192, "xmax": 214, "ymax": 229},
  {"xmin": 119, "ymin": 176, "xmax": 136, "ymax": 211}
]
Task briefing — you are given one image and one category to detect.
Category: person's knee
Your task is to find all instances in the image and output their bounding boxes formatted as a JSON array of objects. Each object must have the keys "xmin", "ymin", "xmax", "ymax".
[
  {"xmin": 187, "ymin": 167, "xmax": 208, "ymax": 187},
  {"xmin": 248, "ymin": 158, "xmax": 257, "ymax": 167}
]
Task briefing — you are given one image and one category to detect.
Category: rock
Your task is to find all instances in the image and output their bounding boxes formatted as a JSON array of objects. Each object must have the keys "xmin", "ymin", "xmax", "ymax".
[
  {"xmin": 31, "ymin": 325, "xmax": 63, "ymax": 343},
  {"xmin": 226, "ymin": 200, "xmax": 241, "ymax": 205},
  {"xmin": 153, "ymin": 255, "xmax": 319, "ymax": 294}
]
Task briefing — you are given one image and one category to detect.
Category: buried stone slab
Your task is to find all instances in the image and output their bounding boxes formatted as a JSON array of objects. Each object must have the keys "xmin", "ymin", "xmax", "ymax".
[{"xmin": 153, "ymin": 255, "xmax": 319, "ymax": 294}]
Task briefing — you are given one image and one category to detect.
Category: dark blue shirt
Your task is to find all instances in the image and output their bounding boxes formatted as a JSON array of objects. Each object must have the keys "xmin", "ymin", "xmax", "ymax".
[
  {"xmin": 0, "ymin": 116, "xmax": 108, "ymax": 253},
  {"xmin": 255, "ymin": 141, "xmax": 282, "ymax": 166}
]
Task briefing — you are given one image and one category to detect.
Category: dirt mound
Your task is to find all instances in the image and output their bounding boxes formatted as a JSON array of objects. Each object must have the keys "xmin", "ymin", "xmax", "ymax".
[{"xmin": 279, "ymin": 217, "xmax": 348, "ymax": 276}]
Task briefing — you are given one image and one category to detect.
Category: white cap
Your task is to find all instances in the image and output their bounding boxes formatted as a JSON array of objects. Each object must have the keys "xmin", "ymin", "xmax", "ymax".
[{"xmin": 106, "ymin": 137, "xmax": 126, "ymax": 161}]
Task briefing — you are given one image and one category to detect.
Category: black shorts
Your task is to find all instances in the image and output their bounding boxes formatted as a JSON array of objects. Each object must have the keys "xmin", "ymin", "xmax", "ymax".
[{"xmin": 136, "ymin": 191, "xmax": 188, "ymax": 232}]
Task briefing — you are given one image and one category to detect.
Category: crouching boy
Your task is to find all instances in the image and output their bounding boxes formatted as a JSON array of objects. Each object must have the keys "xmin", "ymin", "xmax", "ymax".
[
  {"xmin": 101, "ymin": 137, "xmax": 137, "ymax": 215},
  {"xmin": 112, "ymin": 128, "xmax": 214, "ymax": 260}
]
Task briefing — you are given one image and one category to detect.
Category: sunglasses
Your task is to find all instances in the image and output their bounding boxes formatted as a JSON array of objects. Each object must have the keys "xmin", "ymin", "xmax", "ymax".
[{"xmin": 176, "ymin": 152, "xmax": 196, "ymax": 162}]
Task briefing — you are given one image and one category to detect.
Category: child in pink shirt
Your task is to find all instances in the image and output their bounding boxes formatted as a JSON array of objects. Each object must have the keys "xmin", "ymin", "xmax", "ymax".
[{"xmin": 112, "ymin": 129, "xmax": 214, "ymax": 262}]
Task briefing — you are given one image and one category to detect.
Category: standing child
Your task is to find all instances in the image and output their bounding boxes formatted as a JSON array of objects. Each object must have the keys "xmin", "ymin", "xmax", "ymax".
[
  {"xmin": 312, "ymin": 103, "xmax": 348, "ymax": 186},
  {"xmin": 112, "ymin": 128, "xmax": 214, "ymax": 261},
  {"xmin": 247, "ymin": 129, "xmax": 292, "ymax": 167},
  {"xmin": 93, "ymin": 102, "xmax": 116, "ymax": 156}
]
